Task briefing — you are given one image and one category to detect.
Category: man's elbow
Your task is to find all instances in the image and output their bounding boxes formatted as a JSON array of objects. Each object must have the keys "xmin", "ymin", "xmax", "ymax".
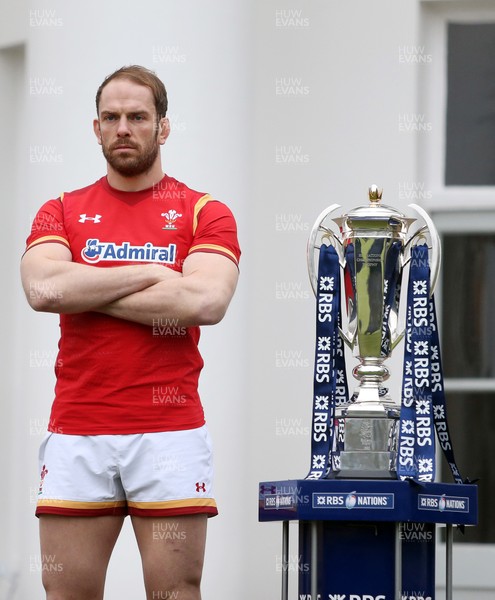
[
  {"xmin": 195, "ymin": 291, "xmax": 233, "ymax": 326},
  {"xmin": 26, "ymin": 294, "xmax": 60, "ymax": 313},
  {"xmin": 26, "ymin": 295, "xmax": 45, "ymax": 312},
  {"xmin": 22, "ymin": 272, "xmax": 54, "ymax": 312},
  {"xmin": 197, "ymin": 302, "xmax": 228, "ymax": 326},
  {"xmin": 23, "ymin": 283, "xmax": 64, "ymax": 313}
]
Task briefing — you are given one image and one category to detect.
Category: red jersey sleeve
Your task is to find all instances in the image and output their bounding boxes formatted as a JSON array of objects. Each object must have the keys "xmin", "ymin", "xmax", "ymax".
[
  {"xmin": 189, "ymin": 197, "xmax": 241, "ymax": 267},
  {"xmin": 25, "ymin": 198, "xmax": 70, "ymax": 253}
]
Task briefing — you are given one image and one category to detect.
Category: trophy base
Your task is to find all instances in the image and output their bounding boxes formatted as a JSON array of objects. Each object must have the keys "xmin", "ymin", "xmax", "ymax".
[{"xmin": 331, "ymin": 408, "xmax": 400, "ymax": 479}]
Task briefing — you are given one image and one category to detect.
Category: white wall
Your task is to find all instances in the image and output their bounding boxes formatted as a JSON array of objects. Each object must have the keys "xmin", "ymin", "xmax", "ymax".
[
  {"xmin": 2, "ymin": 1, "xmax": 251, "ymax": 598},
  {"xmin": 0, "ymin": 38, "xmax": 29, "ymax": 600}
]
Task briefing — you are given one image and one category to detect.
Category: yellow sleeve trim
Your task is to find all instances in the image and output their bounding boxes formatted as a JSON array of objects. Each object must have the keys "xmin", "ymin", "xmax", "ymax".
[
  {"xmin": 192, "ymin": 194, "xmax": 213, "ymax": 235},
  {"xmin": 189, "ymin": 244, "xmax": 238, "ymax": 264},
  {"xmin": 26, "ymin": 235, "xmax": 70, "ymax": 251}
]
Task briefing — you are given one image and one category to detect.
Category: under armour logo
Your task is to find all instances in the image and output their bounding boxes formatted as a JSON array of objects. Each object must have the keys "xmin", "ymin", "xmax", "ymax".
[
  {"xmin": 195, "ymin": 482, "xmax": 206, "ymax": 493},
  {"xmin": 79, "ymin": 214, "xmax": 102, "ymax": 223},
  {"xmin": 260, "ymin": 485, "xmax": 276, "ymax": 495}
]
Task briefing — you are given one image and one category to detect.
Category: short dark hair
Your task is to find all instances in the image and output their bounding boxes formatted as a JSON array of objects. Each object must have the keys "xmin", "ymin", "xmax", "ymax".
[{"xmin": 95, "ymin": 65, "xmax": 168, "ymax": 118}]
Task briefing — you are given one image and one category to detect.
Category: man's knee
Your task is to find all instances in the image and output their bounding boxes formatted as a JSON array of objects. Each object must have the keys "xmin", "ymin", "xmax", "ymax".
[
  {"xmin": 148, "ymin": 580, "xmax": 200, "ymax": 600},
  {"xmin": 43, "ymin": 570, "xmax": 103, "ymax": 600}
]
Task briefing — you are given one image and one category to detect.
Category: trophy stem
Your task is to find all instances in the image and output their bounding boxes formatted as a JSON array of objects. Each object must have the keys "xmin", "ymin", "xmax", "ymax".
[{"xmin": 349, "ymin": 357, "xmax": 396, "ymax": 415}]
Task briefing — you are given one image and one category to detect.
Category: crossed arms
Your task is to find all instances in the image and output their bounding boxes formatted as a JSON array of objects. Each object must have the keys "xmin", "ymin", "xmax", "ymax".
[{"xmin": 20, "ymin": 242, "xmax": 239, "ymax": 327}]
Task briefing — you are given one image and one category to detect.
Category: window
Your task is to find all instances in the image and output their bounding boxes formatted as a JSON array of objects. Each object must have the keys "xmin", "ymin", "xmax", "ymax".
[
  {"xmin": 441, "ymin": 233, "xmax": 495, "ymax": 543},
  {"xmin": 442, "ymin": 234, "xmax": 495, "ymax": 378},
  {"xmin": 445, "ymin": 24, "xmax": 495, "ymax": 186}
]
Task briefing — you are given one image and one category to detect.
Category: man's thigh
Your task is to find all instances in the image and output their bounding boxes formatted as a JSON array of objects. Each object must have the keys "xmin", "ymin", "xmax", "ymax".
[
  {"xmin": 40, "ymin": 514, "xmax": 125, "ymax": 599},
  {"xmin": 131, "ymin": 514, "xmax": 207, "ymax": 599}
]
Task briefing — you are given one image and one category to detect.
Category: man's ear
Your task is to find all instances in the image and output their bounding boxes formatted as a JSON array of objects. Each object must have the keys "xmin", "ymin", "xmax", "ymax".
[
  {"xmin": 158, "ymin": 117, "xmax": 170, "ymax": 145},
  {"xmin": 93, "ymin": 118, "xmax": 102, "ymax": 145}
]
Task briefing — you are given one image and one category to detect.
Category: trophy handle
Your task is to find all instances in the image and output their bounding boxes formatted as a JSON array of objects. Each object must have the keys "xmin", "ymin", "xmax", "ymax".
[
  {"xmin": 307, "ymin": 203, "xmax": 343, "ymax": 295},
  {"xmin": 390, "ymin": 203, "xmax": 442, "ymax": 351},
  {"xmin": 307, "ymin": 203, "xmax": 355, "ymax": 348},
  {"xmin": 407, "ymin": 203, "xmax": 442, "ymax": 296}
]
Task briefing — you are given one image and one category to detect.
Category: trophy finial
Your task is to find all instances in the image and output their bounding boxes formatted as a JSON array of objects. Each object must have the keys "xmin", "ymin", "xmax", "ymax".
[{"xmin": 369, "ymin": 184, "xmax": 383, "ymax": 203}]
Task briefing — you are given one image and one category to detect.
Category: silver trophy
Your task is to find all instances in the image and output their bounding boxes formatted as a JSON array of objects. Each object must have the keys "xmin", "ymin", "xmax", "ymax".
[{"xmin": 307, "ymin": 185, "xmax": 441, "ymax": 478}]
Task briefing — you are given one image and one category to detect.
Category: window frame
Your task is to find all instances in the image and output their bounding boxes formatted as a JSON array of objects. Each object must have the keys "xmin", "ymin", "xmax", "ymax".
[{"xmin": 419, "ymin": 1, "xmax": 495, "ymax": 212}]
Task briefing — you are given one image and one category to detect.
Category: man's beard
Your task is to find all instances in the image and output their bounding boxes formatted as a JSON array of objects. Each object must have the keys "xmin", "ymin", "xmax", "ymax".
[{"xmin": 101, "ymin": 135, "xmax": 160, "ymax": 177}]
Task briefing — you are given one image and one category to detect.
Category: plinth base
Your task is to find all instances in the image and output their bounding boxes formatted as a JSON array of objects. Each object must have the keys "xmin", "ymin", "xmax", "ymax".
[
  {"xmin": 259, "ymin": 479, "xmax": 478, "ymax": 600},
  {"xmin": 299, "ymin": 520, "xmax": 435, "ymax": 599}
]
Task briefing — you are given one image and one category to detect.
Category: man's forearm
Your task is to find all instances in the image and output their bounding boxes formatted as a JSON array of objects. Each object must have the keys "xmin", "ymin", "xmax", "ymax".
[
  {"xmin": 96, "ymin": 270, "xmax": 234, "ymax": 327},
  {"xmin": 22, "ymin": 257, "xmax": 179, "ymax": 314}
]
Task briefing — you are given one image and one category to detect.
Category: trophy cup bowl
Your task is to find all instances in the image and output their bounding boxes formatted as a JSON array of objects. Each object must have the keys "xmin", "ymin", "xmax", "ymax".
[{"xmin": 307, "ymin": 185, "xmax": 441, "ymax": 478}]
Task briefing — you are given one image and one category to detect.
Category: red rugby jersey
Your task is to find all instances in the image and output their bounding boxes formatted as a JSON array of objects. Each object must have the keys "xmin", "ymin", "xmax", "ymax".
[{"xmin": 25, "ymin": 175, "xmax": 241, "ymax": 435}]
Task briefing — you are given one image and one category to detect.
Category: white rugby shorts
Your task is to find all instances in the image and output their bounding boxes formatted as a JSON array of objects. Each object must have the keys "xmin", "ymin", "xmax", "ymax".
[{"xmin": 36, "ymin": 425, "xmax": 217, "ymax": 518}]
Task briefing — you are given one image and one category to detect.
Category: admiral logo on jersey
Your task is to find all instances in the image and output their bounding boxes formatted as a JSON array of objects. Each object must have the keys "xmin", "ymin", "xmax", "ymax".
[{"xmin": 81, "ymin": 238, "xmax": 177, "ymax": 264}]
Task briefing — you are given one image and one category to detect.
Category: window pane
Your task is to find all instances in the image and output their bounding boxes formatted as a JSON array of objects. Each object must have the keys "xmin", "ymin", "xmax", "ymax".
[
  {"xmin": 442, "ymin": 234, "xmax": 495, "ymax": 378},
  {"xmin": 445, "ymin": 23, "xmax": 495, "ymax": 185},
  {"xmin": 440, "ymin": 392, "xmax": 495, "ymax": 544}
]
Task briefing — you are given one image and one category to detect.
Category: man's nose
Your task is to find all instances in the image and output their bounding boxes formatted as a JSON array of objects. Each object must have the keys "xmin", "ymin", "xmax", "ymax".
[{"xmin": 117, "ymin": 116, "xmax": 131, "ymax": 137}]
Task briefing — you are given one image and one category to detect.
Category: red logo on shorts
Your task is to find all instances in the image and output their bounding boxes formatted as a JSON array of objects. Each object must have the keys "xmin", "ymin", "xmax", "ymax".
[
  {"xmin": 38, "ymin": 464, "xmax": 48, "ymax": 496},
  {"xmin": 195, "ymin": 482, "xmax": 206, "ymax": 493}
]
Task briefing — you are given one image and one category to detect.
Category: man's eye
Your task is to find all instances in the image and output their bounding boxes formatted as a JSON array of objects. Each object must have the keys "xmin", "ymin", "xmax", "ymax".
[
  {"xmin": 103, "ymin": 115, "xmax": 116, "ymax": 121},
  {"xmin": 132, "ymin": 115, "xmax": 144, "ymax": 121}
]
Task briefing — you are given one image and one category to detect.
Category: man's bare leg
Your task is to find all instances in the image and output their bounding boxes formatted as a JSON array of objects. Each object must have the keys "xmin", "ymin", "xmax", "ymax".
[
  {"xmin": 40, "ymin": 515, "xmax": 125, "ymax": 600},
  {"xmin": 131, "ymin": 514, "xmax": 207, "ymax": 600}
]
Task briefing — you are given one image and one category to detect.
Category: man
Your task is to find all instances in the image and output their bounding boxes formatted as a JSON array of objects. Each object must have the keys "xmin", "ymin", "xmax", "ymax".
[{"xmin": 21, "ymin": 65, "xmax": 240, "ymax": 600}]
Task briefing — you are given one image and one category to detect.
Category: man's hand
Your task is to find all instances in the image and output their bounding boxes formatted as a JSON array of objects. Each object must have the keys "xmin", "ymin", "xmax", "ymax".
[{"xmin": 96, "ymin": 252, "xmax": 239, "ymax": 327}]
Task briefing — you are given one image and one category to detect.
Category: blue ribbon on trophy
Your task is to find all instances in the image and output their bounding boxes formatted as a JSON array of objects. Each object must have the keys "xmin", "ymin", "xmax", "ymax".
[
  {"xmin": 306, "ymin": 191, "xmax": 465, "ymax": 484},
  {"xmin": 397, "ymin": 244, "xmax": 464, "ymax": 484},
  {"xmin": 429, "ymin": 297, "xmax": 464, "ymax": 484},
  {"xmin": 306, "ymin": 244, "xmax": 348, "ymax": 480},
  {"xmin": 397, "ymin": 244, "xmax": 436, "ymax": 482}
]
